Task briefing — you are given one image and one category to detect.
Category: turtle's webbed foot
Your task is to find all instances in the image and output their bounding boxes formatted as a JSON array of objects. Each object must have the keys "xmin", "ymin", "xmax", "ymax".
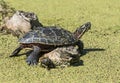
[
  {"xmin": 26, "ymin": 53, "xmax": 39, "ymax": 65},
  {"xmin": 26, "ymin": 46, "xmax": 40, "ymax": 65}
]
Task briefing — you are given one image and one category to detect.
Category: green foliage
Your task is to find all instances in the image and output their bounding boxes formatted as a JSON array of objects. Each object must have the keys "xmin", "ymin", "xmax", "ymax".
[{"xmin": 0, "ymin": 0, "xmax": 120, "ymax": 82}]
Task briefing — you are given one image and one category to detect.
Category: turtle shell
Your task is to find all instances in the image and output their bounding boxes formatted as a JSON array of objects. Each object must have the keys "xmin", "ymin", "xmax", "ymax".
[{"xmin": 19, "ymin": 26, "xmax": 77, "ymax": 46}]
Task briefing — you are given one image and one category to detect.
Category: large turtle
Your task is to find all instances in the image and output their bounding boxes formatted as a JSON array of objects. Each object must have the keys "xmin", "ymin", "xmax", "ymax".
[{"xmin": 10, "ymin": 22, "xmax": 91, "ymax": 65}]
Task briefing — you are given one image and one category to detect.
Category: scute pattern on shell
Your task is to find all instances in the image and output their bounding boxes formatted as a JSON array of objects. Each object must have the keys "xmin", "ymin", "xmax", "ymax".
[{"xmin": 19, "ymin": 26, "xmax": 77, "ymax": 45}]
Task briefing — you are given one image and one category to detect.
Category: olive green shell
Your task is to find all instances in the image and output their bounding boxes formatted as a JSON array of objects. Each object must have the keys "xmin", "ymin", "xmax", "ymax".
[{"xmin": 19, "ymin": 26, "xmax": 77, "ymax": 45}]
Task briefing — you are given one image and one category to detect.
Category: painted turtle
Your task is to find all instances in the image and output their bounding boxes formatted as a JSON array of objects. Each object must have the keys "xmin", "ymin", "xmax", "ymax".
[{"xmin": 10, "ymin": 22, "xmax": 91, "ymax": 65}]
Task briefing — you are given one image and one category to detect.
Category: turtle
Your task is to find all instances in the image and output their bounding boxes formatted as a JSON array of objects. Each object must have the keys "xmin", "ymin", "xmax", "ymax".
[
  {"xmin": 39, "ymin": 46, "xmax": 81, "ymax": 69},
  {"xmin": 10, "ymin": 22, "xmax": 91, "ymax": 65}
]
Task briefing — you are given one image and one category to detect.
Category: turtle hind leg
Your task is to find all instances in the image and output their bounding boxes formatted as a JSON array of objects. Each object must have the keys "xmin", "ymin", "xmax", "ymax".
[
  {"xmin": 26, "ymin": 46, "xmax": 41, "ymax": 65},
  {"xmin": 76, "ymin": 40, "xmax": 84, "ymax": 55},
  {"xmin": 10, "ymin": 45, "xmax": 23, "ymax": 57}
]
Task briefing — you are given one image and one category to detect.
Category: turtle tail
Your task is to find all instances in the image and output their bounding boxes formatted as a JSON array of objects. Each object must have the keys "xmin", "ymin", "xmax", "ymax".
[{"xmin": 74, "ymin": 22, "xmax": 91, "ymax": 39}]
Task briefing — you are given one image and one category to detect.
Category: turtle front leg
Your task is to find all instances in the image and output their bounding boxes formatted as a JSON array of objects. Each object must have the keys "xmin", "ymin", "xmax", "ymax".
[
  {"xmin": 26, "ymin": 46, "xmax": 41, "ymax": 65},
  {"xmin": 10, "ymin": 45, "xmax": 23, "ymax": 57},
  {"xmin": 76, "ymin": 40, "xmax": 84, "ymax": 55}
]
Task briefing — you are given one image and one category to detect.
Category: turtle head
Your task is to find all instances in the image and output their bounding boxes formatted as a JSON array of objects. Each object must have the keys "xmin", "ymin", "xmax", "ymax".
[
  {"xmin": 17, "ymin": 10, "xmax": 38, "ymax": 21},
  {"xmin": 40, "ymin": 58, "xmax": 55, "ymax": 70},
  {"xmin": 18, "ymin": 10, "xmax": 43, "ymax": 28},
  {"xmin": 74, "ymin": 22, "xmax": 91, "ymax": 39}
]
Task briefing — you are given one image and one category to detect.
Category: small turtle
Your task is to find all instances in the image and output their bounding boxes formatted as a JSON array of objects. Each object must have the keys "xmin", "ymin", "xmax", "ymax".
[
  {"xmin": 10, "ymin": 22, "xmax": 91, "ymax": 65},
  {"xmin": 39, "ymin": 46, "xmax": 80, "ymax": 69}
]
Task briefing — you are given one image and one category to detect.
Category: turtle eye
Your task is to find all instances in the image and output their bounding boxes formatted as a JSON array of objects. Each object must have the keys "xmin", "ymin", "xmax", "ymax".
[
  {"xmin": 24, "ymin": 14, "xmax": 28, "ymax": 17},
  {"xmin": 25, "ymin": 15, "xmax": 28, "ymax": 17},
  {"xmin": 29, "ymin": 13, "xmax": 33, "ymax": 16}
]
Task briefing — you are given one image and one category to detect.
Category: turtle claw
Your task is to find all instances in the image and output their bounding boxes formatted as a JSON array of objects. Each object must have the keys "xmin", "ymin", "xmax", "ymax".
[
  {"xmin": 26, "ymin": 60, "xmax": 31, "ymax": 65},
  {"xmin": 26, "ymin": 55, "xmax": 38, "ymax": 65},
  {"xmin": 26, "ymin": 58, "xmax": 38, "ymax": 65}
]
